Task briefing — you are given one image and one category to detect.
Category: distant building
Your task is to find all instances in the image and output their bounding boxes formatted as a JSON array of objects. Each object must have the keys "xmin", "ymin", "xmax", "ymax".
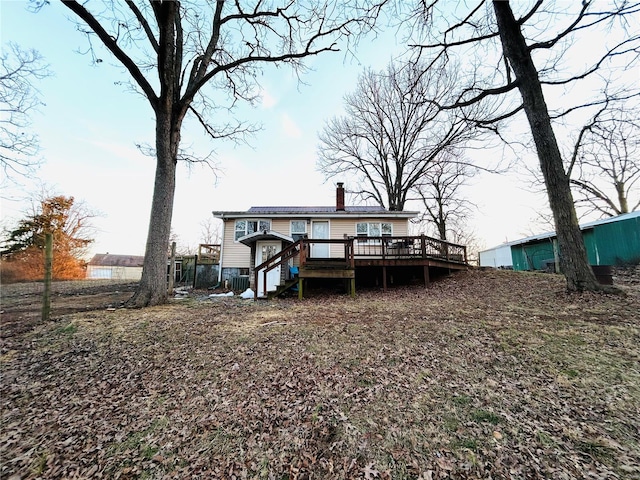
[
  {"xmin": 86, "ymin": 253, "xmax": 144, "ymax": 280},
  {"xmin": 479, "ymin": 211, "xmax": 640, "ymax": 271}
]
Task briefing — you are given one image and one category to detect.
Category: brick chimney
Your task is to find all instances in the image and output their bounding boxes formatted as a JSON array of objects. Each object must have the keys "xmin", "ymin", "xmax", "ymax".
[{"xmin": 336, "ymin": 182, "xmax": 345, "ymax": 211}]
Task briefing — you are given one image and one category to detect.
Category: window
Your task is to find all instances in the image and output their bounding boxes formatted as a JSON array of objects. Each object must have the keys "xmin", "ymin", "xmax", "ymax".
[
  {"xmin": 290, "ymin": 220, "xmax": 307, "ymax": 241},
  {"xmin": 235, "ymin": 219, "xmax": 271, "ymax": 241},
  {"xmin": 356, "ymin": 222, "xmax": 393, "ymax": 243}
]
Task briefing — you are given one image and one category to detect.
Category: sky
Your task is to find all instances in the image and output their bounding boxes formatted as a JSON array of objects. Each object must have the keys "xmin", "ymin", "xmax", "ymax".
[{"xmin": 0, "ymin": 1, "xmax": 567, "ymax": 259}]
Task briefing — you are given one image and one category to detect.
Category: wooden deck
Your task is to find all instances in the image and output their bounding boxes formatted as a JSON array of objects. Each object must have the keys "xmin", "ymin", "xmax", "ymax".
[{"xmin": 254, "ymin": 236, "xmax": 468, "ymax": 299}]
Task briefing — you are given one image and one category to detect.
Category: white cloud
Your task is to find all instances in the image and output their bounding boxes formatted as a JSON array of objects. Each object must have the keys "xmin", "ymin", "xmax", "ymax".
[
  {"xmin": 281, "ymin": 113, "xmax": 302, "ymax": 138},
  {"xmin": 260, "ymin": 87, "xmax": 277, "ymax": 108}
]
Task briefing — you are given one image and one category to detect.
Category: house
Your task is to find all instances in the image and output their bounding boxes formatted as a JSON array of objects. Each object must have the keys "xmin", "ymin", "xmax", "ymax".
[
  {"xmin": 86, "ymin": 253, "xmax": 144, "ymax": 280},
  {"xmin": 213, "ymin": 183, "xmax": 468, "ymax": 298},
  {"xmin": 479, "ymin": 211, "xmax": 640, "ymax": 271}
]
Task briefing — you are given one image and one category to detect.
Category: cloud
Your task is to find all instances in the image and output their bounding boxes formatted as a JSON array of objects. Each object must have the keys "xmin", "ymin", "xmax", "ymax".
[
  {"xmin": 260, "ymin": 87, "xmax": 277, "ymax": 108},
  {"xmin": 281, "ymin": 113, "xmax": 302, "ymax": 138}
]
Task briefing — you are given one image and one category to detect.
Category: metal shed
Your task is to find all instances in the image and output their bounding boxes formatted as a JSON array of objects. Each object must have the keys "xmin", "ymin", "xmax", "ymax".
[{"xmin": 510, "ymin": 211, "xmax": 640, "ymax": 271}]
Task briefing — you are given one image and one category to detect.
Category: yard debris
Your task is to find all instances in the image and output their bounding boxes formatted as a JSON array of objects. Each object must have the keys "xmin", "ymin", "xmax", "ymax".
[
  {"xmin": 209, "ymin": 291, "xmax": 234, "ymax": 298},
  {"xmin": 240, "ymin": 288, "xmax": 254, "ymax": 299}
]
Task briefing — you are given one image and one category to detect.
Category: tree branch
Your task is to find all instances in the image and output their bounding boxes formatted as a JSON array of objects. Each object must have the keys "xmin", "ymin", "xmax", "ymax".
[{"xmin": 61, "ymin": 0, "xmax": 158, "ymax": 108}]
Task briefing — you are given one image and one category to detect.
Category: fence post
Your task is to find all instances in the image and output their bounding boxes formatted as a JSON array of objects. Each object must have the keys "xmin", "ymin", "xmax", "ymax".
[
  {"xmin": 168, "ymin": 242, "xmax": 176, "ymax": 294},
  {"xmin": 193, "ymin": 254, "xmax": 198, "ymax": 289},
  {"xmin": 42, "ymin": 233, "xmax": 53, "ymax": 321}
]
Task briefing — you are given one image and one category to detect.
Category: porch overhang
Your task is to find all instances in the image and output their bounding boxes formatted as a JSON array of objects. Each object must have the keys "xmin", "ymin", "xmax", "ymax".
[{"xmin": 237, "ymin": 230, "xmax": 294, "ymax": 246}]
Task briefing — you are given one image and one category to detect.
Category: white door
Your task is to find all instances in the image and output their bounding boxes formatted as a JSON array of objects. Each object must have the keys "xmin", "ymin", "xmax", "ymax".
[
  {"xmin": 311, "ymin": 221, "xmax": 330, "ymax": 258},
  {"xmin": 256, "ymin": 241, "xmax": 281, "ymax": 296}
]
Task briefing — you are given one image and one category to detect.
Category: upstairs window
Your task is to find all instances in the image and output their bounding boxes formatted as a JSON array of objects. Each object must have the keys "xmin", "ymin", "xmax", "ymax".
[
  {"xmin": 235, "ymin": 219, "xmax": 271, "ymax": 241},
  {"xmin": 290, "ymin": 220, "xmax": 307, "ymax": 241}
]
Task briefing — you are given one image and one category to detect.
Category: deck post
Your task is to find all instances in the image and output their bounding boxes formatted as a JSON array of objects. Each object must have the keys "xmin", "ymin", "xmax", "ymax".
[
  {"xmin": 350, "ymin": 277, "xmax": 356, "ymax": 298},
  {"xmin": 383, "ymin": 265, "xmax": 387, "ymax": 292},
  {"xmin": 298, "ymin": 278, "xmax": 303, "ymax": 299},
  {"xmin": 424, "ymin": 264, "xmax": 430, "ymax": 288},
  {"xmin": 421, "ymin": 235, "xmax": 427, "ymax": 258}
]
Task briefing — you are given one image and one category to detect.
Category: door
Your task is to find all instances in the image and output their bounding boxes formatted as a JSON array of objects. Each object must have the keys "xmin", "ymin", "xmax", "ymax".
[
  {"xmin": 311, "ymin": 221, "xmax": 330, "ymax": 258},
  {"xmin": 255, "ymin": 241, "xmax": 281, "ymax": 296}
]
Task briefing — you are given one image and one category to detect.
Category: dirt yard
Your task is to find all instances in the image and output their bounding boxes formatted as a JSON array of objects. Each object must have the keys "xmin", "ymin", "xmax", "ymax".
[
  {"xmin": 0, "ymin": 279, "xmax": 138, "ymax": 345},
  {"xmin": 1, "ymin": 269, "xmax": 639, "ymax": 479}
]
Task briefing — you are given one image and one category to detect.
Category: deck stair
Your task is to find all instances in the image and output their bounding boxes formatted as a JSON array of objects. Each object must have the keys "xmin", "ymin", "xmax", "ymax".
[{"xmin": 267, "ymin": 277, "xmax": 300, "ymax": 299}]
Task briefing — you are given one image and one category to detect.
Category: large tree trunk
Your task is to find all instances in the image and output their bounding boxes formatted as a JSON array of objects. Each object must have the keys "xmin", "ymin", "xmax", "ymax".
[
  {"xmin": 493, "ymin": 1, "xmax": 601, "ymax": 292},
  {"xmin": 127, "ymin": 1, "xmax": 182, "ymax": 308},
  {"xmin": 128, "ymin": 111, "xmax": 178, "ymax": 307}
]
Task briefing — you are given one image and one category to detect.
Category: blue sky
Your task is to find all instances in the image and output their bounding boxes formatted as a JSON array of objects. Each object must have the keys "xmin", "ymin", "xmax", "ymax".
[{"xmin": 0, "ymin": 1, "xmax": 550, "ymax": 257}]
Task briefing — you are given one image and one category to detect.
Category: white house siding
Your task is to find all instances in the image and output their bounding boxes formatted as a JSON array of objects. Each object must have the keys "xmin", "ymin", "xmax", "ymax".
[
  {"xmin": 219, "ymin": 215, "xmax": 412, "ymax": 268},
  {"xmin": 220, "ymin": 219, "xmax": 251, "ymax": 269},
  {"xmin": 86, "ymin": 265, "xmax": 143, "ymax": 280},
  {"xmin": 271, "ymin": 219, "xmax": 291, "ymax": 236},
  {"xmin": 328, "ymin": 218, "xmax": 409, "ymax": 257}
]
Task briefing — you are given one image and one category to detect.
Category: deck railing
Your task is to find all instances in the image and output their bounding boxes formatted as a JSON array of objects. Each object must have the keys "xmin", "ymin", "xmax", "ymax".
[
  {"xmin": 253, "ymin": 235, "xmax": 467, "ymax": 298},
  {"xmin": 299, "ymin": 238, "xmax": 355, "ymax": 268},
  {"xmin": 352, "ymin": 235, "xmax": 467, "ymax": 263}
]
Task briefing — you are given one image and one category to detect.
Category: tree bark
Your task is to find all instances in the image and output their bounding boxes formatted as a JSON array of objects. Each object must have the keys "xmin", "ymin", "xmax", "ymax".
[
  {"xmin": 493, "ymin": 1, "xmax": 601, "ymax": 292},
  {"xmin": 127, "ymin": 1, "xmax": 182, "ymax": 307},
  {"xmin": 128, "ymin": 111, "xmax": 179, "ymax": 307}
]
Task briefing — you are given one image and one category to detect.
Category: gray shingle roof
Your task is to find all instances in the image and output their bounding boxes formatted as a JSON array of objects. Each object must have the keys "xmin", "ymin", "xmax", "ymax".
[
  {"xmin": 88, "ymin": 254, "xmax": 145, "ymax": 267},
  {"xmin": 247, "ymin": 206, "xmax": 387, "ymax": 214}
]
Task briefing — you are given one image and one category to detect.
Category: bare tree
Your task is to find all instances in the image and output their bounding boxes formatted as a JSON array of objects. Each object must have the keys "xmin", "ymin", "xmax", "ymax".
[
  {"xmin": 415, "ymin": 156, "xmax": 476, "ymax": 241},
  {"xmin": 411, "ymin": 0, "xmax": 639, "ymax": 292},
  {"xmin": 0, "ymin": 42, "xmax": 51, "ymax": 187},
  {"xmin": 569, "ymin": 106, "xmax": 640, "ymax": 217},
  {"xmin": 200, "ymin": 216, "xmax": 222, "ymax": 246},
  {"xmin": 317, "ymin": 58, "xmax": 488, "ymax": 211},
  {"xmin": 43, "ymin": 0, "xmax": 386, "ymax": 307}
]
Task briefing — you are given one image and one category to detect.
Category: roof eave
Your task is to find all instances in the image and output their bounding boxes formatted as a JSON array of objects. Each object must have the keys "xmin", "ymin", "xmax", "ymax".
[{"xmin": 213, "ymin": 210, "xmax": 418, "ymax": 219}]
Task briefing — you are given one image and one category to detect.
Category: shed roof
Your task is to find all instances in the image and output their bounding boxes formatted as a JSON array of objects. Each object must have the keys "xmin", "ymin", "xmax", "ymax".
[
  {"xmin": 88, "ymin": 254, "xmax": 145, "ymax": 267},
  {"xmin": 480, "ymin": 211, "xmax": 640, "ymax": 253}
]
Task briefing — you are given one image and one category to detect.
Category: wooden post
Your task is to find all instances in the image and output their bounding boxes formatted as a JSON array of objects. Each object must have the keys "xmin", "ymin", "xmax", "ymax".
[
  {"xmin": 42, "ymin": 233, "xmax": 53, "ymax": 321},
  {"xmin": 254, "ymin": 267, "xmax": 259, "ymax": 300},
  {"xmin": 262, "ymin": 269, "xmax": 267, "ymax": 297},
  {"xmin": 423, "ymin": 265, "xmax": 430, "ymax": 288},
  {"xmin": 192, "ymin": 254, "xmax": 198, "ymax": 288},
  {"xmin": 168, "ymin": 241, "xmax": 176, "ymax": 294},
  {"xmin": 298, "ymin": 278, "xmax": 303, "ymax": 299},
  {"xmin": 382, "ymin": 265, "xmax": 387, "ymax": 292}
]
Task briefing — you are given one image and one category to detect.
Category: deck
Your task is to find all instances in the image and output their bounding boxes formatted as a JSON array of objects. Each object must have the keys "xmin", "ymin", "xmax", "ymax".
[{"xmin": 254, "ymin": 235, "xmax": 468, "ymax": 299}]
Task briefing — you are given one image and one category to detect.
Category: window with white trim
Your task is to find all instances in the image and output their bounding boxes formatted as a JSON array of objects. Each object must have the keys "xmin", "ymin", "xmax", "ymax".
[
  {"xmin": 235, "ymin": 219, "xmax": 271, "ymax": 241},
  {"xmin": 356, "ymin": 222, "xmax": 392, "ymax": 242},
  {"xmin": 290, "ymin": 220, "xmax": 307, "ymax": 241}
]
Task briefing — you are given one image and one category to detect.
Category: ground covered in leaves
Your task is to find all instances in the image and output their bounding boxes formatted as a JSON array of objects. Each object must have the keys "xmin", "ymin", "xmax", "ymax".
[{"xmin": 1, "ymin": 269, "xmax": 639, "ymax": 479}]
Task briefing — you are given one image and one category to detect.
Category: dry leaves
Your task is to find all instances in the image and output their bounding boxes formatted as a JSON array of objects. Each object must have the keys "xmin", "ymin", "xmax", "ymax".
[{"xmin": 1, "ymin": 270, "xmax": 639, "ymax": 479}]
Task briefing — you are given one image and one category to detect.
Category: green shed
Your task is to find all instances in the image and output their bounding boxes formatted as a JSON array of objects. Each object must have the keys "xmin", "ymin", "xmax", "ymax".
[{"xmin": 510, "ymin": 211, "xmax": 640, "ymax": 271}]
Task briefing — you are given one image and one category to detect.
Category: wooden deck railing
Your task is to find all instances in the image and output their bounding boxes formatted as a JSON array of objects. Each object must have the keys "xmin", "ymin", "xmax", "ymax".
[
  {"xmin": 253, "ymin": 235, "xmax": 467, "ymax": 298},
  {"xmin": 352, "ymin": 235, "xmax": 467, "ymax": 263},
  {"xmin": 298, "ymin": 238, "xmax": 355, "ymax": 268}
]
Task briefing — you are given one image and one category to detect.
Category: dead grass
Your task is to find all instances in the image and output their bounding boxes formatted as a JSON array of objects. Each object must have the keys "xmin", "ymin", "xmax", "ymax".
[{"xmin": 1, "ymin": 269, "xmax": 639, "ymax": 479}]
